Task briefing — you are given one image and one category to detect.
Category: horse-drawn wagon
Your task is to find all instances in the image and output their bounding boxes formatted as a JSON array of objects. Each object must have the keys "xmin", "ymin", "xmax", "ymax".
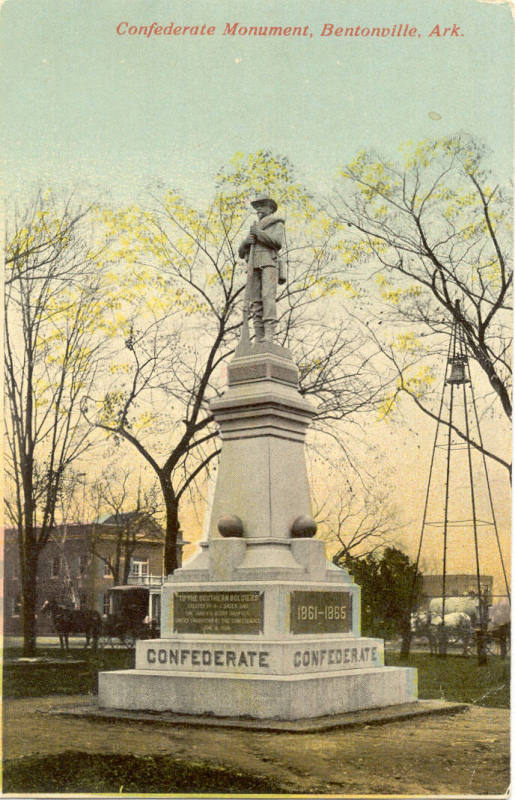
[
  {"xmin": 411, "ymin": 597, "xmax": 510, "ymax": 657},
  {"xmin": 102, "ymin": 585, "xmax": 160, "ymax": 646},
  {"xmin": 41, "ymin": 598, "xmax": 102, "ymax": 651}
]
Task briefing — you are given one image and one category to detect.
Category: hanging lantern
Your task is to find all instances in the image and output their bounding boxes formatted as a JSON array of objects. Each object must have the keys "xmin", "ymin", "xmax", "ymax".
[{"xmin": 446, "ymin": 356, "xmax": 469, "ymax": 385}]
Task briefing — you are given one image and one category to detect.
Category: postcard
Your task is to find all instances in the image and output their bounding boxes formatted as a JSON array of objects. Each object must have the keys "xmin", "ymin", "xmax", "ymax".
[{"xmin": 2, "ymin": 0, "xmax": 511, "ymax": 797}]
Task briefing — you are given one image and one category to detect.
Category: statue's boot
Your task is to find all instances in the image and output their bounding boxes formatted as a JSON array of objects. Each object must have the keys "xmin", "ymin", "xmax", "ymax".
[
  {"xmin": 263, "ymin": 321, "xmax": 275, "ymax": 342},
  {"xmin": 254, "ymin": 320, "xmax": 265, "ymax": 342}
]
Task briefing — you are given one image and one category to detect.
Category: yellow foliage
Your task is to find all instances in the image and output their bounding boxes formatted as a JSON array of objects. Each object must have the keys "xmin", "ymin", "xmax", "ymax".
[
  {"xmin": 377, "ymin": 365, "xmax": 435, "ymax": 420},
  {"xmin": 394, "ymin": 332, "xmax": 423, "ymax": 353}
]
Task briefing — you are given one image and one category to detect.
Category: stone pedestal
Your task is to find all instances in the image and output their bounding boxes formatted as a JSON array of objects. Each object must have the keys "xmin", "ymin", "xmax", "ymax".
[{"xmin": 99, "ymin": 342, "xmax": 417, "ymax": 719}]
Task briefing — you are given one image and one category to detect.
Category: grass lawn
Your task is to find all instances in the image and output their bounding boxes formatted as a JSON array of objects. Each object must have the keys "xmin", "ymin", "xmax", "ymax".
[
  {"xmin": 3, "ymin": 645, "xmax": 509, "ymax": 708},
  {"xmin": 2, "ymin": 751, "xmax": 283, "ymax": 794},
  {"xmin": 3, "ymin": 647, "xmax": 134, "ymax": 698},
  {"xmin": 386, "ymin": 650, "xmax": 510, "ymax": 708}
]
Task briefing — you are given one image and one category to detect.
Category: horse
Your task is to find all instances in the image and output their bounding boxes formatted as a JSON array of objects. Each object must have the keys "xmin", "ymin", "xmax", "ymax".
[
  {"xmin": 411, "ymin": 610, "xmax": 473, "ymax": 655},
  {"xmin": 430, "ymin": 612, "xmax": 473, "ymax": 656},
  {"xmin": 411, "ymin": 612, "xmax": 437, "ymax": 654},
  {"xmin": 40, "ymin": 598, "xmax": 102, "ymax": 651}
]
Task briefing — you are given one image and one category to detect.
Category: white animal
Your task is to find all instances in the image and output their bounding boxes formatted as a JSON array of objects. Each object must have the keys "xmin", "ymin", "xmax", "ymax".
[
  {"xmin": 429, "ymin": 596, "xmax": 479, "ymax": 621},
  {"xmin": 412, "ymin": 609, "xmax": 473, "ymax": 654},
  {"xmin": 430, "ymin": 611, "xmax": 471, "ymax": 629}
]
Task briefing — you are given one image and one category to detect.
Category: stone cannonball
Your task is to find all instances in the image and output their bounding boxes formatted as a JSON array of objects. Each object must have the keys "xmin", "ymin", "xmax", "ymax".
[
  {"xmin": 217, "ymin": 514, "xmax": 244, "ymax": 538},
  {"xmin": 290, "ymin": 515, "xmax": 317, "ymax": 538}
]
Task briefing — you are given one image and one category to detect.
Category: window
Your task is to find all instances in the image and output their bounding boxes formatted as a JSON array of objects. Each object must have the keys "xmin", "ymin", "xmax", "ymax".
[
  {"xmin": 131, "ymin": 558, "xmax": 149, "ymax": 577},
  {"xmin": 78, "ymin": 555, "xmax": 88, "ymax": 576},
  {"xmin": 103, "ymin": 593, "xmax": 111, "ymax": 616},
  {"xmin": 103, "ymin": 562, "xmax": 112, "ymax": 578},
  {"xmin": 78, "ymin": 590, "xmax": 88, "ymax": 609},
  {"xmin": 51, "ymin": 556, "xmax": 61, "ymax": 578},
  {"xmin": 151, "ymin": 594, "xmax": 161, "ymax": 625}
]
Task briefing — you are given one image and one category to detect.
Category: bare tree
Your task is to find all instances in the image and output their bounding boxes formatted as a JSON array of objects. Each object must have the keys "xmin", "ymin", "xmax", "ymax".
[
  {"xmin": 329, "ymin": 135, "xmax": 512, "ymax": 472},
  {"xmin": 47, "ymin": 468, "xmax": 89, "ymax": 607},
  {"xmin": 4, "ymin": 192, "xmax": 106, "ymax": 654},
  {"xmin": 363, "ymin": 317, "xmax": 511, "ymax": 474},
  {"xmin": 322, "ymin": 491, "xmax": 399, "ymax": 561},
  {"xmin": 312, "ymin": 454, "xmax": 400, "ymax": 560},
  {"xmin": 5, "ymin": 190, "xmax": 92, "ymax": 285},
  {"xmin": 89, "ymin": 467, "xmax": 163, "ymax": 585}
]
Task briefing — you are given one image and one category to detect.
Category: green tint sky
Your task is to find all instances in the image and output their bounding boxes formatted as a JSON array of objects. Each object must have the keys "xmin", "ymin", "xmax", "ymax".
[{"xmin": 1, "ymin": 0, "xmax": 512, "ymax": 203}]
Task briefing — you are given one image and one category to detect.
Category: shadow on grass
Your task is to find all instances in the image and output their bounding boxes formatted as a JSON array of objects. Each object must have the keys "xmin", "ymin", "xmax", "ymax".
[{"xmin": 3, "ymin": 751, "xmax": 284, "ymax": 794}]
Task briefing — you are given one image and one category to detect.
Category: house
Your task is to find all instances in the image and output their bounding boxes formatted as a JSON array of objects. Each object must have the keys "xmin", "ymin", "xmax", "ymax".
[{"xmin": 4, "ymin": 513, "xmax": 165, "ymax": 636}]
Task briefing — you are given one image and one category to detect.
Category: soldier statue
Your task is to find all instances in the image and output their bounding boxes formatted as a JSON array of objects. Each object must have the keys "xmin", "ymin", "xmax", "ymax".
[{"xmin": 238, "ymin": 193, "xmax": 285, "ymax": 343}]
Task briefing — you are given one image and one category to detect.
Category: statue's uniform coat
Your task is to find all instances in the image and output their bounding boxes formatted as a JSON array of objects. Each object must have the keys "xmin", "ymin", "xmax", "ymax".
[{"xmin": 238, "ymin": 213, "xmax": 285, "ymax": 330}]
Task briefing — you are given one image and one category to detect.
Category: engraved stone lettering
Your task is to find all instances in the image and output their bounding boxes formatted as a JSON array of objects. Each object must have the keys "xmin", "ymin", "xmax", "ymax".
[
  {"xmin": 258, "ymin": 652, "xmax": 269, "ymax": 667},
  {"xmin": 290, "ymin": 591, "xmax": 352, "ymax": 634},
  {"xmin": 173, "ymin": 591, "xmax": 264, "ymax": 634}
]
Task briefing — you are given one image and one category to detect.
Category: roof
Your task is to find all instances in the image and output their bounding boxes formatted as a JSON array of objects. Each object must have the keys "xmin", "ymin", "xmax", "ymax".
[
  {"xmin": 96, "ymin": 511, "xmax": 163, "ymax": 538},
  {"xmin": 102, "ymin": 511, "xmax": 147, "ymax": 525}
]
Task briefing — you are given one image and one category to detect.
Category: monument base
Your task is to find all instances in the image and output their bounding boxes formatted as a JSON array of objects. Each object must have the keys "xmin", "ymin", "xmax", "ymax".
[
  {"xmin": 98, "ymin": 664, "xmax": 416, "ymax": 720},
  {"xmin": 97, "ymin": 346, "xmax": 418, "ymax": 721},
  {"xmin": 98, "ymin": 540, "xmax": 417, "ymax": 720}
]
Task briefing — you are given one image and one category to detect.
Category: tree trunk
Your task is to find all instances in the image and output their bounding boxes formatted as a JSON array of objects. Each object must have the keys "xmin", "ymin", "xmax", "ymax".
[
  {"xmin": 161, "ymin": 478, "xmax": 181, "ymax": 575},
  {"xmin": 114, "ymin": 539, "xmax": 122, "ymax": 584},
  {"xmin": 399, "ymin": 618, "xmax": 412, "ymax": 659},
  {"xmin": 21, "ymin": 549, "xmax": 39, "ymax": 656},
  {"xmin": 122, "ymin": 556, "xmax": 131, "ymax": 585},
  {"xmin": 122, "ymin": 531, "xmax": 136, "ymax": 585}
]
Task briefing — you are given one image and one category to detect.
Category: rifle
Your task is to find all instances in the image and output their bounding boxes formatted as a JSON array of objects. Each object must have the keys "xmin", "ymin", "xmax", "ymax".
[{"xmin": 238, "ymin": 239, "xmax": 255, "ymax": 351}]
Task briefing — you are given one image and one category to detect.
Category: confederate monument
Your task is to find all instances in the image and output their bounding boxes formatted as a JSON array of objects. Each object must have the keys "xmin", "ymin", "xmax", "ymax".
[
  {"xmin": 98, "ymin": 194, "xmax": 417, "ymax": 720},
  {"xmin": 238, "ymin": 192, "xmax": 286, "ymax": 343}
]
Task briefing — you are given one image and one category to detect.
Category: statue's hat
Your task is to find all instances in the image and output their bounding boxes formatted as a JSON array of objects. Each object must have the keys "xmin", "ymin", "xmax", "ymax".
[{"xmin": 250, "ymin": 193, "xmax": 278, "ymax": 212}]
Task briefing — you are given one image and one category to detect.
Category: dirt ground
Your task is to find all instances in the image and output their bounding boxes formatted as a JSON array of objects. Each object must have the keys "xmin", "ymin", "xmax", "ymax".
[{"xmin": 3, "ymin": 695, "xmax": 510, "ymax": 797}]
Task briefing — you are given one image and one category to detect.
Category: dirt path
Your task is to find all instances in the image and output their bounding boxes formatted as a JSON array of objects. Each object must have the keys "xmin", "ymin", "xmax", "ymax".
[{"xmin": 3, "ymin": 695, "xmax": 510, "ymax": 796}]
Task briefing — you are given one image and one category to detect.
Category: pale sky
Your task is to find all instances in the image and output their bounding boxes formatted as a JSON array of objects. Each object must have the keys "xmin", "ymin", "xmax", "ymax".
[
  {"xmin": 1, "ymin": 0, "xmax": 512, "ymax": 203},
  {"xmin": 2, "ymin": 0, "xmax": 512, "ymax": 591}
]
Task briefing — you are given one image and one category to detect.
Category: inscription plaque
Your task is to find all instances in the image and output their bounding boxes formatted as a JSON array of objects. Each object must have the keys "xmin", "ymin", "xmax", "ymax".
[
  {"xmin": 173, "ymin": 591, "xmax": 264, "ymax": 634},
  {"xmin": 290, "ymin": 590, "xmax": 352, "ymax": 634}
]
